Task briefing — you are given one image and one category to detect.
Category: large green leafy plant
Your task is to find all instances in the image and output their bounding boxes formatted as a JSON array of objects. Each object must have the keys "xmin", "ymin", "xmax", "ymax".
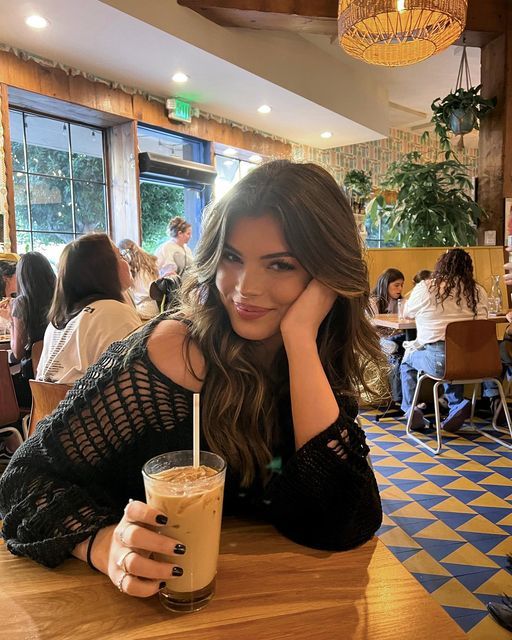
[{"xmin": 368, "ymin": 151, "xmax": 485, "ymax": 247}]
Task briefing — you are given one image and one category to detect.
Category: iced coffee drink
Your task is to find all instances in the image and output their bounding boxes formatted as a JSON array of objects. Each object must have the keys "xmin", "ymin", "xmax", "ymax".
[{"xmin": 142, "ymin": 451, "xmax": 226, "ymax": 613}]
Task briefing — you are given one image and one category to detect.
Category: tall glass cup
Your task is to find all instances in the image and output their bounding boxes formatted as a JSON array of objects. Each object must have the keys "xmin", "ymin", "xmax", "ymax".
[
  {"xmin": 142, "ymin": 451, "xmax": 226, "ymax": 613},
  {"xmin": 397, "ymin": 299, "xmax": 405, "ymax": 321}
]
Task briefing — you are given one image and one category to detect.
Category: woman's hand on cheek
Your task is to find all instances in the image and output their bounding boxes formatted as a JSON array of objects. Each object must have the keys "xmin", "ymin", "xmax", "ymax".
[{"xmin": 280, "ymin": 280, "xmax": 337, "ymax": 343}]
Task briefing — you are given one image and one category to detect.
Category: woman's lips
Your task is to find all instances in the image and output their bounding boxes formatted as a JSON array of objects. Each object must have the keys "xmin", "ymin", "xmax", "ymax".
[{"xmin": 233, "ymin": 302, "xmax": 271, "ymax": 320}]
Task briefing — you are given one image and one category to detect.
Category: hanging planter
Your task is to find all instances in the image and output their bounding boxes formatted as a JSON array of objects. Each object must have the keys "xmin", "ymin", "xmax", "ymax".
[{"xmin": 430, "ymin": 46, "xmax": 496, "ymax": 156}]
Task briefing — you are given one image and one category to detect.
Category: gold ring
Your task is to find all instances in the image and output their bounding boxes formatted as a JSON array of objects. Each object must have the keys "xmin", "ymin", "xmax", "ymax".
[
  {"xmin": 116, "ymin": 549, "xmax": 136, "ymax": 572},
  {"xmin": 117, "ymin": 571, "xmax": 129, "ymax": 594}
]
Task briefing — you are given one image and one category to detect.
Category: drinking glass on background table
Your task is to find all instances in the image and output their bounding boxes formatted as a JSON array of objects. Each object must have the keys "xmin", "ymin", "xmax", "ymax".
[
  {"xmin": 142, "ymin": 450, "xmax": 226, "ymax": 613},
  {"xmin": 397, "ymin": 299, "xmax": 405, "ymax": 321}
]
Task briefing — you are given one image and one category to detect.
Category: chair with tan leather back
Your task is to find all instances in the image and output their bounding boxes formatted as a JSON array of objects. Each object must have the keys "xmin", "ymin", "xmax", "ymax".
[
  {"xmin": 28, "ymin": 380, "xmax": 72, "ymax": 437},
  {"xmin": 406, "ymin": 319, "xmax": 512, "ymax": 454},
  {"xmin": 0, "ymin": 350, "xmax": 23, "ymax": 448}
]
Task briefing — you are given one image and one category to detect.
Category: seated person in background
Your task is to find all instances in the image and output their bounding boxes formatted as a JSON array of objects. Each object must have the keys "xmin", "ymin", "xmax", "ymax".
[
  {"xmin": 401, "ymin": 249, "xmax": 488, "ymax": 431},
  {"xmin": 155, "ymin": 217, "xmax": 193, "ymax": 277},
  {"xmin": 37, "ymin": 234, "xmax": 142, "ymax": 384},
  {"xmin": 413, "ymin": 269, "xmax": 432, "ymax": 286},
  {"xmin": 118, "ymin": 239, "xmax": 159, "ymax": 320},
  {"xmin": 0, "ymin": 253, "xmax": 56, "ymax": 461},
  {"xmin": 481, "ymin": 310, "xmax": 512, "ymax": 420},
  {"xmin": 0, "ymin": 161, "xmax": 383, "ymax": 594},
  {"xmin": 370, "ymin": 268, "xmax": 406, "ymax": 404},
  {"xmin": 0, "ymin": 259, "xmax": 17, "ymax": 333}
]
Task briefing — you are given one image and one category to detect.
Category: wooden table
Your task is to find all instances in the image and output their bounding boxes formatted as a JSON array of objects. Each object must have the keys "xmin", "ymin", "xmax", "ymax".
[
  {"xmin": 0, "ymin": 334, "xmax": 10, "ymax": 350},
  {"xmin": 373, "ymin": 312, "xmax": 511, "ymax": 331},
  {"xmin": 0, "ymin": 518, "xmax": 466, "ymax": 640}
]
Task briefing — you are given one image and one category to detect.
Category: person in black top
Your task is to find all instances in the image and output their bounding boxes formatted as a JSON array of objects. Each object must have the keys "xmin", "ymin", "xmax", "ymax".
[{"xmin": 0, "ymin": 160, "xmax": 384, "ymax": 599}]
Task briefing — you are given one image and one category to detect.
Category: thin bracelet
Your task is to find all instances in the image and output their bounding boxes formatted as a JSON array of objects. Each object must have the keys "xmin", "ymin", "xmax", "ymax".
[{"xmin": 86, "ymin": 530, "xmax": 100, "ymax": 572}]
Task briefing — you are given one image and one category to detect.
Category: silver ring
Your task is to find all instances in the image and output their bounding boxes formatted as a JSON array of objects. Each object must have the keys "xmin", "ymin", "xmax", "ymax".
[
  {"xmin": 117, "ymin": 571, "xmax": 129, "ymax": 593},
  {"xmin": 116, "ymin": 549, "xmax": 136, "ymax": 572},
  {"xmin": 118, "ymin": 524, "xmax": 131, "ymax": 546}
]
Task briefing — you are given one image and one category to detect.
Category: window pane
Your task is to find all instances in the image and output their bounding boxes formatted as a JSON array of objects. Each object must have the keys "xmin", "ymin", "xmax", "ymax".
[
  {"xmin": 140, "ymin": 182, "xmax": 185, "ymax": 254},
  {"xmin": 16, "ymin": 231, "xmax": 32, "ymax": 254},
  {"xmin": 32, "ymin": 232, "xmax": 74, "ymax": 268},
  {"xmin": 215, "ymin": 156, "xmax": 240, "ymax": 202},
  {"xmin": 13, "ymin": 173, "xmax": 29, "ymax": 230},
  {"xmin": 240, "ymin": 161, "xmax": 256, "ymax": 178},
  {"xmin": 74, "ymin": 181, "xmax": 107, "ymax": 233},
  {"xmin": 138, "ymin": 127, "xmax": 204, "ymax": 162},
  {"xmin": 25, "ymin": 114, "xmax": 70, "ymax": 177},
  {"xmin": 28, "ymin": 175, "xmax": 73, "ymax": 232},
  {"xmin": 71, "ymin": 124, "xmax": 104, "ymax": 182},
  {"xmin": 9, "ymin": 110, "xmax": 25, "ymax": 171}
]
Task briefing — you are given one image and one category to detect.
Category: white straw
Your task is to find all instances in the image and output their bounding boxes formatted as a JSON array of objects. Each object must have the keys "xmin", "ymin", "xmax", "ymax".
[{"xmin": 193, "ymin": 393, "xmax": 200, "ymax": 468}]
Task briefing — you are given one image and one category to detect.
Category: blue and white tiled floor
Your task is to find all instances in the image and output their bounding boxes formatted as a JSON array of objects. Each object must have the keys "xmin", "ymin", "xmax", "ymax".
[{"xmin": 361, "ymin": 406, "xmax": 512, "ymax": 639}]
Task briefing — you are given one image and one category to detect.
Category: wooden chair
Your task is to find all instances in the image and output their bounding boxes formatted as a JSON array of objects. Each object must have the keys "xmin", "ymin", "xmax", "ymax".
[
  {"xmin": 406, "ymin": 319, "xmax": 512, "ymax": 454},
  {"xmin": 28, "ymin": 380, "xmax": 71, "ymax": 438},
  {"xmin": 0, "ymin": 350, "xmax": 23, "ymax": 448}
]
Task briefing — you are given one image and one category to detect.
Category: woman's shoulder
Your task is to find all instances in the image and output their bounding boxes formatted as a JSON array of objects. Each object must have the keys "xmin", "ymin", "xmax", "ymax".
[
  {"xmin": 147, "ymin": 319, "xmax": 204, "ymax": 392},
  {"xmin": 10, "ymin": 294, "xmax": 27, "ymax": 317}
]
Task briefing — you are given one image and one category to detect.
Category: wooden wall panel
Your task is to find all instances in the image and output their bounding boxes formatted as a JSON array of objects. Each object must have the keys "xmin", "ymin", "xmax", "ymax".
[
  {"xmin": 0, "ymin": 83, "xmax": 15, "ymax": 250},
  {"xmin": 107, "ymin": 121, "xmax": 141, "ymax": 244}
]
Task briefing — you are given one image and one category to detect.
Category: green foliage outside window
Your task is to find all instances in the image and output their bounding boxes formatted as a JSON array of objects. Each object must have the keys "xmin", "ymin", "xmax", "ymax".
[{"xmin": 140, "ymin": 182, "xmax": 185, "ymax": 255}]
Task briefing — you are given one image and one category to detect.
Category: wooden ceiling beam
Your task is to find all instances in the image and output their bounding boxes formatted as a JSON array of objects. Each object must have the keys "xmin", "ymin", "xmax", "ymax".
[{"xmin": 178, "ymin": 0, "xmax": 506, "ymax": 39}]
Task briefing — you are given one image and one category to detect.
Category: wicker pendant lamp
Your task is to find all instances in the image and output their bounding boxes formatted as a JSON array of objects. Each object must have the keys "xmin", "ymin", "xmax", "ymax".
[{"xmin": 338, "ymin": 0, "xmax": 468, "ymax": 67}]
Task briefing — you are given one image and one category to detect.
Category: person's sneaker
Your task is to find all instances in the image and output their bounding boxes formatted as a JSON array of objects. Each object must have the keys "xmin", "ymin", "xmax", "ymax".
[
  {"xmin": 442, "ymin": 399, "xmax": 471, "ymax": 433},
  {"xmin": 0, "ymin": 439, "xmax": 15, "ymax": 463},
  {"xmin": 405, "ymin": 407, "xmax": 430, "ymax": 432}
]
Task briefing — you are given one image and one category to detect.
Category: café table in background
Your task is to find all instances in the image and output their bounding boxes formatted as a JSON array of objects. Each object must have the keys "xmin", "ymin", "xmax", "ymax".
[{"xmin": 0, "ymin": 518, "xmax": 466, "ymax": 640}]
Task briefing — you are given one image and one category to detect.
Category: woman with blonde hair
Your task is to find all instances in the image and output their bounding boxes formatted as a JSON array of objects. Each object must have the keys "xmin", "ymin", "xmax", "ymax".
[
  {"xmin": 0, "ymin": 161, "xmax": 384, "ymax": 598},
  {"xmin": 118, "ymin": 239, "xmax": 159, "ymax": 319}
]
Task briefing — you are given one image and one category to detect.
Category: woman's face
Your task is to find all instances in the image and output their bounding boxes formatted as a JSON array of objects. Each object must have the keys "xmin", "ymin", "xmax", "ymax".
[
  {"xmin": 216, "ymin": 214, "xmax": 311, "ymax": 344},
  {"xmin": 177, "ymin": 226, "xmax": 192, "ymax": 244},
  {"xmin": 4, "ymin": 274, "xmax": 16, "ymax": 297},
  {"xmin": 113, "ymin": 245, "xmax": 133, "ymax": 290},
  {"xmin": 387, "ymin": 279, "xmax": 404, "ymax": 300}
]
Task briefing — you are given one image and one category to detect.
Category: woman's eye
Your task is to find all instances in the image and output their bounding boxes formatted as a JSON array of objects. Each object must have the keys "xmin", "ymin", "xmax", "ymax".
[
  {"xmin": 222, "ymin": 251, "xmax": 241, "ymax": 263},
  {"xmin": 269, "ymin": 260, "xmax": 295, "ymax": 272}
]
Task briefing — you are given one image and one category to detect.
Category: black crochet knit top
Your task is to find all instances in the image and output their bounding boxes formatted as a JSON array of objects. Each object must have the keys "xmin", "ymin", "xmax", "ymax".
[{"xmin": 0, "ymin": 316, "xmax": 382, "ymax": 568}]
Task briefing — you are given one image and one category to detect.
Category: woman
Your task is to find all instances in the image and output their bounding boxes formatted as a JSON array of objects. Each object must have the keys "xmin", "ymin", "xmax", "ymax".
[
  {"xmin": 401, "ymin": 248, "xmax": 488, "ymax": 431},
  {"xmin": 118, "ymin": 239, "xmax": 159, "ymax": 319},
  {"xmin": 370, "ymin": 268, "xmax": 406, "ymax": 403},
  {"xmin": 0, "ymin": 161, "xmax": 384, "ymax": 599},
  {"xmin": 37, "ymin": 234, "xmax": 142, "ymax": 384},
  {"xmin": 155, "ymin": 217, "xmax": 193, "ymax": 276},
  {"xmin": 0, "ymin": 259, "xmax": 17, "ymax": 333}
]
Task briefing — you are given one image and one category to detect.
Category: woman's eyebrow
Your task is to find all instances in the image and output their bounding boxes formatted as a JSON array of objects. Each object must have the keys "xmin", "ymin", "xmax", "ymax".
[{"xmin": 224, "ymin": 244, "xmax": 294, "ymax": 260}]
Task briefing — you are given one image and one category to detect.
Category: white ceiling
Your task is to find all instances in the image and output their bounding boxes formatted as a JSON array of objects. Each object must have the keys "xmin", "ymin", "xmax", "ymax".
[{"xmin": 0, "ymin": 0, "xmax": 481, "ymax": 150}]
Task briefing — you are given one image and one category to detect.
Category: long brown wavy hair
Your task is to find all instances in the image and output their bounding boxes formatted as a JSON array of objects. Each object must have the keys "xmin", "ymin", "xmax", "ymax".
[
  {"xmin": 177, "ymin": 160, "xmax": 385, "ymax": 486},
  {"xmin": 429, "ymin": 248, "xmax": 480, "ymax": 314},
  {"xmin": 118, "ymin": 239, "xmax": 158, "ymax": 280}
]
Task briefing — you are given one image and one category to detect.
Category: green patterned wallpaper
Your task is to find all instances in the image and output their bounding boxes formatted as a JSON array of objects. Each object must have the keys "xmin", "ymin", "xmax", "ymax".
[{"xmin": 291, "ymin": 127, "xmax": 478, "ymax": 187}]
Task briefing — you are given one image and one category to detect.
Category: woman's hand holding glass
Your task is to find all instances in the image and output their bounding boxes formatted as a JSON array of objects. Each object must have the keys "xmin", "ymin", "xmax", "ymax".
[
  {"xmin": 92, "ymin": 500, "xmax": 185, "ymax": 597},
  {"xmin": 280, "ymin": 279, "xmax": 337, "ymax": 342},
  {"xmin": 0, "ymin": 297, "xmax": 12, "ymax": 322}
]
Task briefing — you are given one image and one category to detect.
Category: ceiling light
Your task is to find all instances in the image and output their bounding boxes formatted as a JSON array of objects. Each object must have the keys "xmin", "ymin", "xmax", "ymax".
[
  {"xmin": 172, "ymin": 72, "xmax": 189, "ymax": 83},
  {"xmin": 25, "ymin": 15, "xmax": 49, "ymax": 29},
  {"xmin": 257, "ymin": 105, "xmax": 271, "ymax": 114},
  {"xmin": 249, "ymin": 155, "xmax": 262, "ymax": 163},
  {"xmin": 224, "ymin": 148, "xmax": 237, "ymax": 156},
  {"xmin": 338, "ymin": 0, "xmax": 467, "ymax": 67},
  {"xmin": 320, "ymin": 131, "xmax": 333, "ymax": 139}
]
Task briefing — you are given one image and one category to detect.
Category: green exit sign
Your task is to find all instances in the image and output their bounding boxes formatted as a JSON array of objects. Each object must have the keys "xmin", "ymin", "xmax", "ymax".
[{"xmin": 166, "ymin": 98, "xmax": 192, "ymax": 124}]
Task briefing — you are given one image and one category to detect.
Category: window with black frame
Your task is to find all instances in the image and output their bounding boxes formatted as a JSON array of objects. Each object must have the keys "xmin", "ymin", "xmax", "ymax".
[{"xmin": 9, "ymin": 109, "xmax": 108, "ymax": 264}]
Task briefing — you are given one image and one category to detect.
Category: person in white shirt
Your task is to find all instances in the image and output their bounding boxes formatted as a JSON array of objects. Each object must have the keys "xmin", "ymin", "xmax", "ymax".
[
  {"xmin": 401, "ymin": 248, "xmax": 488, "ymax": 432},
  {"xmin": 37, "ymin": 234, "xmax": 142, "ymax": 385},
  {"xmin": 118, "ymin": 239, "xmax": 159, "ymax": 320},
  {"xmin": 154, "ymin": 217, "xmax": 193, "ymax": 277}
]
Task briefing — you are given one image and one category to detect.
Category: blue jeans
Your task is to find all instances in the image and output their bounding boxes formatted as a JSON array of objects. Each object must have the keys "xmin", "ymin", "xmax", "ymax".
[
  {"xmin": 481, "ymin": 340, "xmax": 512, "ymax": 398},
  {"xmin": 400, "ymin": 341, "xmax": 464, "ymax": 414}
]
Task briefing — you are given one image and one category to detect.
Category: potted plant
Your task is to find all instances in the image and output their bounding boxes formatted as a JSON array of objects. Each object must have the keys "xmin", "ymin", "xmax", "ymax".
[
  {"xmin": 343, "ymin": 169, "xmax": 372, "ymax": 215},
  {"xmin": 430, "ymin": 84, "xmax": 496, "ymax": 155},
  {"xmin": 367, "ymin": 151, "xmax": 485, "ymax": 247}
]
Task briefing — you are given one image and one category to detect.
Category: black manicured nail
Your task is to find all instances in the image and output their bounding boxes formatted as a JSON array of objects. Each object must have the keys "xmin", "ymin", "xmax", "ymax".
[
  {"xmin": 172, "ymin": 566, "xmax": 183, "ymax": 577},
  {"xmin": 159, "ymin": 581, "xmax": 166, "ymax": 589},
  {"xmin": 156, "ymin": 514, "xmax": 168, "ymax": 525},
  {"xmin": 174, "ymin": 544, "xmax": 186, "ymax": 555}
]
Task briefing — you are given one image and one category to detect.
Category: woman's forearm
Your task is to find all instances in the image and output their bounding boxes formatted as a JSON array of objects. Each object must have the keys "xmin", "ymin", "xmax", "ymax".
[
  {"xmin": 283, "ymin": 334, "xmax": 339, "ymax": 449},
  {"xmin": 72, "ymin": 525, "xmax": 115, "ymax": 574}
]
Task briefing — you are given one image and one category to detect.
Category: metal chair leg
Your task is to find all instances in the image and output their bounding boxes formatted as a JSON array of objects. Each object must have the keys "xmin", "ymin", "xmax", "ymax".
[
  {"xmin": 406, "ymin": 373, "xmax": 442, "ymax": 454},
  {"xmin": 477, "ymin": 379, "xmax": 512, "ymax": 449},
  {"xmin": 469, "ymin": 384, "xmax": 478, "ymax": 426}
]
